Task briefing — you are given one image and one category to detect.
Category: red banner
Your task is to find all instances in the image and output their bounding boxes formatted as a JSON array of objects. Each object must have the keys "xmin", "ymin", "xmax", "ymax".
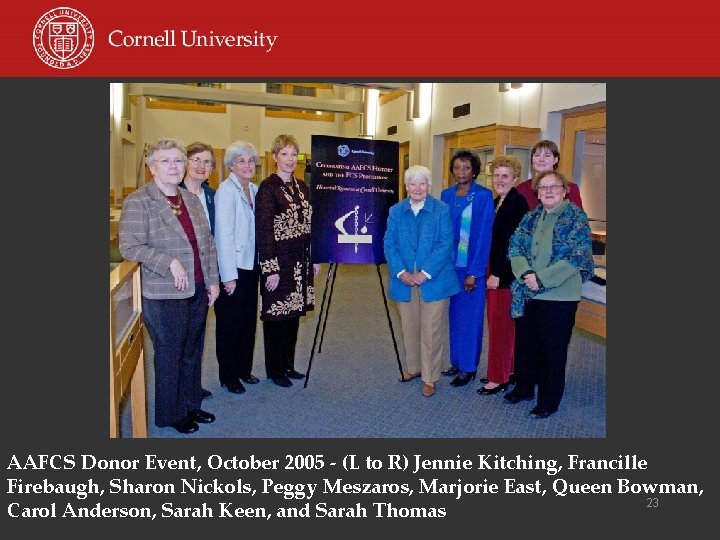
[{"xmin": 2, "ymin": 1, "xmax": 720, "ymax": 77}]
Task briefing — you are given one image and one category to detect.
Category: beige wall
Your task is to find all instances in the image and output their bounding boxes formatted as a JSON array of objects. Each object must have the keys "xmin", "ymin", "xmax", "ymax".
[{"xmin": 114, "ymin": 82, "xmax": 607, "ymax": 197}]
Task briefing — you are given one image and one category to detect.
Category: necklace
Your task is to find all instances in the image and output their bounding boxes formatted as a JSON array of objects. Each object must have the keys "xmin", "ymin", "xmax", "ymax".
[
  {"xmin": 165, "ymin": 191, "xmax": 183, "ymax": 216},
  {"xmin": 243, "ymin": 185, "xmax": 254, "ymax": 210}
]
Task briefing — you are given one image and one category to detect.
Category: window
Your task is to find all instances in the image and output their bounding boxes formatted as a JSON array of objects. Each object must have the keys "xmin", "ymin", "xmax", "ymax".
[
  {"xmin": 145, "ymin": 83, "xmax": 226, "ymax": 113},
  {"xmin": 266, "ymin": 83, "xmax": 324, "ymax": 97},
  {"xmin": 264, "ymin": 83, "xmax": 335, "ymax": 122}
]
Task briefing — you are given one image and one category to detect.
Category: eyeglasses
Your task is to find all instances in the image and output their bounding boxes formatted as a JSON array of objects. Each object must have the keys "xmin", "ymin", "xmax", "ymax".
[
  {"xmin": 154, "ymin": 158, "xmax": 185, "ymax": 167},
  {"xmin": 189, "ymin": 157, "xmax": 213, "ymax": 167},
  {"xmin": 537, "ymin": 184, "xmax": 564, "ymax": 192},
  {"xmin": 233, "ymin": 157, "xmax": 256, "ymax": 166}
]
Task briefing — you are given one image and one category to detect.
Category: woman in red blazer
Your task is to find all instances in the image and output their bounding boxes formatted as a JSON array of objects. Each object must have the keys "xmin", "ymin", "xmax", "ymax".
[{"xmin": 515, "ymin": 140, "xmax": 583, "ymax": 210}]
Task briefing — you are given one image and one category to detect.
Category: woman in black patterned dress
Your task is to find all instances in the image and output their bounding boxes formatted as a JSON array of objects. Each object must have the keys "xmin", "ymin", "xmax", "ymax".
[{"xmin": 256, "ymin": 134, "xmax": 321, "ymax": 387}]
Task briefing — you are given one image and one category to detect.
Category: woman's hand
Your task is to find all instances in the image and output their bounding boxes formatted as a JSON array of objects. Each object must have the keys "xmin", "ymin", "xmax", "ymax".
[
  {"xmin": 223, "ymin": 279, "xmax": 237, "ymax": 295},
  {"xmin": 170, "ymin": 259, "xmax": 189, "ymax": 291},
  {"xmin": 399, "ymin": 270, "xmax": 416, "ymax": 287},
  {"xmin": 464, "ymin": 274, "xmax": 478, "ymax": 292},
  {"xmin": 486, "ymin": 275, "xmax": 499, "ymax": 290},
  {"xmin": 411, "ymin": 271, "xmax": 428, "ymax": 286},
  {"xmin": 523, "ymin": 272, "xmax": 540, "ymax": 292},
  {"xmin": 266, "ymin": 273, "xmax": 280, "ymax": 291},
  {"xmin": 207, "ymin": 285, "xmax": 220, "ymax": 306},
  {"xmin": 313, "ymin": 264, "xmax": 321, "ymax": 277}
]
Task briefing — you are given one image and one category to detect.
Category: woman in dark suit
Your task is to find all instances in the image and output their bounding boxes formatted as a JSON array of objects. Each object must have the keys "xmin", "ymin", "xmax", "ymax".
[
  {"xmin": 256, "ymin": 134, "xmax": 320, "ymax": 388},
  {"xmin": 120, "ymin": 137, "xmax": 220, "ymax": 434},
  {"xmin": 181, "ymin": 141, "xmax": 216, "ymax": 235},
  {"xmin": 180, "ymin": 141, "xmax": 216, "ymax": 400},
  {"xmin": 478, "ymin": 155, "xmax": 529, "ymax": 395}
]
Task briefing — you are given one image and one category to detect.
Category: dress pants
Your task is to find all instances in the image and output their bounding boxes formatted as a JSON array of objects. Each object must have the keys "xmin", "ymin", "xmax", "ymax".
[
  {"xmin": 397, "ymin": 286, "xmax": 449, "ymax": 384},
  {"xmin": 513, "ymin": 299, "xmax": 578, "ymax": 412},
  {"xmin": 214, "ymin": 267, "xmax": 259, "ymax": 384},
  {"xmin": 263, "ymin": 317, "xmax": 300, "ymax": 378},
  {"xmin": 448, "ymin": 268, "xmax": 485, "ymax": 372},
  {"xmin": 143, "ymin": 284, "xmax": 207, "ymax": 427},
  {"xmin": 486, "ymin": 287, "xmax": 515, "ymax": 384}
]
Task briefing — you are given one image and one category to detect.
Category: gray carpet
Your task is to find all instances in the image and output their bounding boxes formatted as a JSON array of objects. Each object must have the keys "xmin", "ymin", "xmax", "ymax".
[{"xmin": 120, "ymin": 264, "xmax": 606, "ymax": 438}]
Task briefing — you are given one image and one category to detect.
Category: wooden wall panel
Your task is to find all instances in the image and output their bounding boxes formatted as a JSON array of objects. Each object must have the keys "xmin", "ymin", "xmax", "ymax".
[{"xmin": 443, "ymin": 125, "xmax": 540, "ymax": 190}]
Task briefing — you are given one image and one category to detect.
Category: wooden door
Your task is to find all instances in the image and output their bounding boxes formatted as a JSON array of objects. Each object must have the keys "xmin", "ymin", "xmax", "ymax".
[
  {"xmin": 559, "ymin": 104, "xmax": 606, "ymax": 223},
  {"xmin": 559, "ymin": 105, "xmax": 606, "ymax": 181},
  {"xmin": 398, "ymin": 142, "xmax": 410, "ymax": 200}
]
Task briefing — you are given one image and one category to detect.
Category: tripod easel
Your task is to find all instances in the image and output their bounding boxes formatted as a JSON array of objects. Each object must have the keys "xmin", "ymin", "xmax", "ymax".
[{"xmin": 304, "ymin": 263, "xmax": 403, "ymax": 388}]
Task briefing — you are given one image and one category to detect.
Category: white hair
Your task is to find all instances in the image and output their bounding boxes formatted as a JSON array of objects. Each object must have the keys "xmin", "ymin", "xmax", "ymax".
[{"xmin": 404, "ymin": 165, "xmax": 432, "ymax": 187}]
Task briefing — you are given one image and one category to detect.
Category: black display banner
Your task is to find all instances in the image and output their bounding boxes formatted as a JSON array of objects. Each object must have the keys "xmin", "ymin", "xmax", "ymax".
[{"xmin": 310, "ymin": 135, "xmax": 399, "ymax": 264}]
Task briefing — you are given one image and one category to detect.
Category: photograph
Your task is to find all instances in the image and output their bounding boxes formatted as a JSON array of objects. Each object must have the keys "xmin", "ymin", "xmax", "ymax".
[{"xmin": 110, "ymin": 81, "xmax": 607, "ymax": 439}]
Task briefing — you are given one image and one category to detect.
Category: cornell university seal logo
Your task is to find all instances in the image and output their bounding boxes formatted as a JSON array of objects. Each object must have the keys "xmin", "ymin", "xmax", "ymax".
[{"xmin": 33, "ymin": 7, "xmax": 94, "ymax": 69}]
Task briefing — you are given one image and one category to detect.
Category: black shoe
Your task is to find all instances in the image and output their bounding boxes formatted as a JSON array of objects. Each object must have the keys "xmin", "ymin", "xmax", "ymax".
[
  {"xmin": 504, "ymin": 390, "xmax": 534, "ymax": 404},
  {"xmin": 477, "ymin": 382, "xmax": 510, "ymax": 395},
  {"xmin": 172, "ymin": 417, "xmax": 199, "ymax": 434},
  {"xmin": 188, "ymin": 409, "xmax": 215, "ymax": 424},
  {"xmin": 221, "ymin": 380, "xmax": 246, "ymax": 394},
  {"xmin": 508, "ymin": 373, "xmax": 517, "ymax": 385},
  {"xmin": 272, "ymin": 375, "xmax": 293, "ymax": 387},
  {"xmin": 529, "ymin": 406, "xmax": 554, "ymax": 419},
  {"xmin": 450, "ymin": 371, "xmax": 476, "ymax": 387},
  {"xmin": 479, "ymin": 377, "xmax": 489, "ymax": 384},
  {"xmin": 441, "ymin": 366, "xmax": 460, "ymax": 376},
  {"xmin": 201, "ymin": 388, "xmax": 212, "ymax": 399},
  {"xmin": 286, "ymin": 369, "xmax": 305, "ymax": 380},
  {"xmin": 240, "ymin": 374, "xmax": 260, "ymax": 384}
]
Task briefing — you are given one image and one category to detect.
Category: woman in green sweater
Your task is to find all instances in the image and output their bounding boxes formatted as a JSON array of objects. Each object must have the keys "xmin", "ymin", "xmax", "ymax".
[{"xmin": 503, "ymin": 170, "xmax": 593, "ymax": 419}]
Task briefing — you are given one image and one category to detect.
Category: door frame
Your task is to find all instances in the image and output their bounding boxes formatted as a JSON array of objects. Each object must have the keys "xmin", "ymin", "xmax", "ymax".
[{"xmin": 559, "ymin": 104, "xmax": 606, "ymax": 181}]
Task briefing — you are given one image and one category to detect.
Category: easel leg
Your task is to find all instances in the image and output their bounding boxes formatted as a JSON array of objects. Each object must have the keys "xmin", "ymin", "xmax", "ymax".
[
  {"xmin": 318, "ymin": 263, "xmax": 339, "ymax": 354},
  {"xmin": 305, "ymin": 262, "xmax": 337, "ymax": 387},
  {"xmin": 376, "ymin": 264, "xmax": 404, "ymax": 379}
]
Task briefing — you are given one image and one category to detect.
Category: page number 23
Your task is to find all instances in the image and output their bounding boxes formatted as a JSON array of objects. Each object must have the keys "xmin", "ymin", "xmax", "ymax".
[{"xmin": 646, "ymin": 497, "xmax": 659, "ymax": 508}]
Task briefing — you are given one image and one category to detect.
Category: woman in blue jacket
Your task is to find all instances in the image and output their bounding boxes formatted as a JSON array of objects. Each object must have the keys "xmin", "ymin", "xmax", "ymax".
[
  {"xmin": 384, "ymin": 165, "xmax": 460, "ymax": 397},
  {"xmin": 439, "ymin": 150, "xmax": 494, "ymax": 387}
]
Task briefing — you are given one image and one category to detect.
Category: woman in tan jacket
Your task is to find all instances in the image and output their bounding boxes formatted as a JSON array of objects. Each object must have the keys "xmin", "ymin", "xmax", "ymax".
[{"xmin": 120, "ymin": 137, "xmax": 220, "ymax": 434}]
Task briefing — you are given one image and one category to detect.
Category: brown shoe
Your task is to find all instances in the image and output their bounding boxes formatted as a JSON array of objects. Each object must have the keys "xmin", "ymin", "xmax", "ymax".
[
  {"xmin": 422, "ymin": 383, "xmax": 436, "ymax": 397},
  {"xmin": 399, "ymin": 371, "xmax": 421, "ymax": 382}
]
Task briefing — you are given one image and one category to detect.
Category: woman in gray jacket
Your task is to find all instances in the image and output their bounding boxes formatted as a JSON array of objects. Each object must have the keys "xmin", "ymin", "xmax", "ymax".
[{"xmin": 120, "ymin": 137, "xmax": 220, "ymax": 434}]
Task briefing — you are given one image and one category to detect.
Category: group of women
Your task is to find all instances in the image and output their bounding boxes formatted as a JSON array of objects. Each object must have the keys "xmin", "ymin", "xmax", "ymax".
[
  {"xmin": 120, "ymin": 134, "xmax": 592, "ymax": 434},
  {"xmin": 120, "ymin": 134, "xmax": 315, "ymax": 434},
  {"xmin": 385, "ymin": 140, "xmax": 593, "ymax": 420}
]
